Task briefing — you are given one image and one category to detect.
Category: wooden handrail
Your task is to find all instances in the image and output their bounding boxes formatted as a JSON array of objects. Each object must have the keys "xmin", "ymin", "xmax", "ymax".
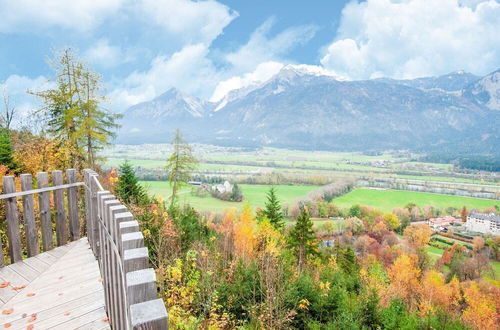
[
  {"xmin": 0, "ymin": 181, "xmax": 85, "ymax": 199},
  {"xmin": 83, "ymin": 169, "xmax": 168, "ymax": 329}
]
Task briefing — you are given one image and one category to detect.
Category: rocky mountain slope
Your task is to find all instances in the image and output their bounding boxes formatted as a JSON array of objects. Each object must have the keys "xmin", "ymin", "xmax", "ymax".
[{"xmin": 118, "ymin": 66, "xmax": 499, "ymax": 154}]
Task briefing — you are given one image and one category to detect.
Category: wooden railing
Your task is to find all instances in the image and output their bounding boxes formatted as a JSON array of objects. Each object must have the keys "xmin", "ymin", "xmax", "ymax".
[
  {"xmin": 0, "ymin": 169, "xmax": 83, "ymax": 266},
  {"xmin": 83, "ymin": 169, "xmax": 168, "ymax": 329},
  {"xmin": 0, "ymin": 169, "xmax": 168, "ymax": 329}
]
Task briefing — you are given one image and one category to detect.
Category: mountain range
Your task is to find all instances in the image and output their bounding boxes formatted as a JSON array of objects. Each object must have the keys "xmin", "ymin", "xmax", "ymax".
[{"xmin": 117, "ymin": 66, "xmax": 500, "ymax": 155}]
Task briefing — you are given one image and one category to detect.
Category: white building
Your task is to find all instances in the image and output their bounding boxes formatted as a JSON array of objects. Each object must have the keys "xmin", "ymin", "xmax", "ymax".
[
  {"xmin": 212, "ymin": 181, "xmax": 232, "ymax": 194},
  {"xmin": 465, "ymin": 212, "xmax": 500, "ymax": 236}
]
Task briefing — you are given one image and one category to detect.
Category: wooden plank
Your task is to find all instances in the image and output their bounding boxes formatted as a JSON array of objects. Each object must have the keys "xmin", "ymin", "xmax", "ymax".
[
  {"xmin": 67, "ymin": 169, "xmax": 80, "ymax": 241},
  {"xmin": 36, "ymin": 172, "xmax": 54, "ymax": 252},
  {"xmin": 130, "ymin": 299, "xmax": 168, "ymax": 330},
  {"xmin": 21, "ymin": 256, "xmax": 50, "ymax": 274},
  {"xmin": 2, "ymin": 176, "xmax": 22, "ymax": 263},
  {"xmin": 52, "ymin": 170, "xmax": 67, "ymax": 246},
  {"xmin": 49, "ymin": 306, "xmax": 108, "ymax": 330},
  {"xmin": 8, "ymin": 260, "xmax": 40, "ymax": 282},
  {"xmin": 20, "ymin": 174, "xmax": 39, "ymax": 257},
  {"xmin": 6, "ymin": 290, "xmax": 104, "ymax": 329}
]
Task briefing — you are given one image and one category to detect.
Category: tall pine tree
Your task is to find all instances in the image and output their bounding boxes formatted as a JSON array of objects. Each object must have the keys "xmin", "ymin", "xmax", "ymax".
[
  {"xmin": 288, "ymin": 208, "xmax": 318, "ymax": 269},
  {"xmin": 264, "ymin": 187, "xmax": 284, "ymax": 229},
  {"xmin": 115, "ymin": 161, "xmax": 146, "ymax": 205}
]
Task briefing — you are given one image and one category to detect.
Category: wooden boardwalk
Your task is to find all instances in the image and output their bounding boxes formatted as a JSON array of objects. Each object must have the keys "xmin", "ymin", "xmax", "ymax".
[{"xmin": 0, "ymin": 238, "xmax": 110, "ymax": 329}]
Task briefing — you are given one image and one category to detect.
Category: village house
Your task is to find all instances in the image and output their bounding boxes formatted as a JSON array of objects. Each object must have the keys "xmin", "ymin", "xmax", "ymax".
[
  {"xmin": 465, "ymin": 212, "xmax": 500, "ymax": 236},
  {"xmin": 212, "ymin": 181, "xmax": 233, "ymax": 194},
  {"xmin": 427, "ymin": 216, "xmax": 462, "ymax": 230}
]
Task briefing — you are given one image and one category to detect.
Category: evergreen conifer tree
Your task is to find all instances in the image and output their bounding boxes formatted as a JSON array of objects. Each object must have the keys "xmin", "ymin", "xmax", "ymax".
[
  {"xmin": 115, "ymin": 161, "xmax": 146, "ymax": 205},
  {"xmin": 264, "ymin": 187, "xmax": 284, "ymax": 229},
  {"xmin": 288, "ymin": 208, "xmax": 317, "ymax": 269},
  {"xmin": 0, "ymin": 128, "xmax": 16, "ymax": 170}
]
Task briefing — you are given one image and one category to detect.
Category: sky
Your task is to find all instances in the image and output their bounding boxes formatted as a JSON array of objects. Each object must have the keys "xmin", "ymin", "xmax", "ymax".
[{"xmin": 0, "ymin": 0, "xmax": 499, "ymax": 116}]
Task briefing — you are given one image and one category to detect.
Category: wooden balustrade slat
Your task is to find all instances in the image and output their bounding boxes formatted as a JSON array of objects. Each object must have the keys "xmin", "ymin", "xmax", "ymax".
[
  {"xmin": 130, "ymin": 299, "xmax": 168, "ymax": 330},
  {"xmin": 66, "ymin": 169, "xmax": 80, "ymax": 241},
  {"xmin": 3, "ymin": 176, "xmax": 23, "ymax": 263},
  {"xmin": 36, "ymin": 172, "xmax": 54, "ymax": 251},
  {"xmin": 52, "ymin": 170, "xmax": 67, "ymax": 246},
  {"xmin": 20, "ymin": 174, "xmax": 39, "ymax": 257}
]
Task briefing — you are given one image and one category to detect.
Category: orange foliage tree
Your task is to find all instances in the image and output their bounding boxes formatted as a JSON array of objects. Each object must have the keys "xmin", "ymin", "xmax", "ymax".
[{"xmin": 403, "ymin": 224, "xmax": 431, "ymax": 247}]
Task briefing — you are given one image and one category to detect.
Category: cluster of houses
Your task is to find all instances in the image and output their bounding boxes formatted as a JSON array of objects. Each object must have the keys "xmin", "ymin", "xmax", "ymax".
[{"xmin": 426, "ymin": 211, "xmax": 500, "ymax": 236}]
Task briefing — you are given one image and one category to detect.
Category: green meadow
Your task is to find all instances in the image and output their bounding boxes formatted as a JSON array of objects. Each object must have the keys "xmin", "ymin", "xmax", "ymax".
[
  {"xmin": 141, "ymin": 181, "xmax": 319, "ymax": 212},
  {"xmin": 332, "ymin": 188, "xmax": 500, "ymax": 212}
]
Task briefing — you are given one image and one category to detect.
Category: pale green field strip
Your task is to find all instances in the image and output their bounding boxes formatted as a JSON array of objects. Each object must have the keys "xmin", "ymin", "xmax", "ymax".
[
  {"xmin": 141, "ymin": 181, "xmax": 320, "ymax": 212},
  {"xmin": 332, "ymin": 188, "xmax": 500, "ymax": 212}
]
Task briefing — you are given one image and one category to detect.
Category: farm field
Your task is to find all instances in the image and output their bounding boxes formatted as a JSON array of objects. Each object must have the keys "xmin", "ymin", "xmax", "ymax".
[
  {"xmin": 332, "ymin": 188, "xmax": 500, "ymax": 212},
  {"xmin": 102, "ymin": 144, "xmax": 499, "ymax": 186},
  {"xmin": 141, "ymin": 181, "xmax": 319, "ymax": 212}
]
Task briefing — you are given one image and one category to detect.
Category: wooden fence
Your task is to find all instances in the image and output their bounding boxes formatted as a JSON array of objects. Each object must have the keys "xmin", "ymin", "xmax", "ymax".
[
  {"xmin": 0, "ymin": 169, "xmax": 168, "ymax": 329},
  {"xmin": 0, "ymin": 169, "xmax": 83, "ymax": 266}
]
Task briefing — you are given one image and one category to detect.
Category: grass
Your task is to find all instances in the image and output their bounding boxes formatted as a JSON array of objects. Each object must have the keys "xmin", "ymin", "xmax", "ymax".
[
  {"xmin": 141, "ymin": 181, "xmax": 320, "ymax": 212},
  {"xmin": 332, "ymin": 188, "xmax": 500, "ymax": 212}
]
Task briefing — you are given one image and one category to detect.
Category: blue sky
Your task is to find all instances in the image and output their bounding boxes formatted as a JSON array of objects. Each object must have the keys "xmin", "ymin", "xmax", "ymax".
[{"xmin": 0, "ymin": 0, "xmax": 499, "ymax": 116}]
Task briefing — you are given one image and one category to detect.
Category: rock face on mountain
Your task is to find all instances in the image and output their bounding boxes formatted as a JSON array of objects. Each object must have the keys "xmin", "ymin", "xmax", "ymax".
[
  {"xmin": 118, "ymin": 67, "xmax": 499, "ymax": 154},
  {"xmin": 463, "ymin": 69, "xmax": 500, "ymax": 111}
]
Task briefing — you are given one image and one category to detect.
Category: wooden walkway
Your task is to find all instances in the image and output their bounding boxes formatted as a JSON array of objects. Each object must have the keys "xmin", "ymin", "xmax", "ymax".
[{"xmin": 0, "ymin": 238, "xmax": 110, "ymax": 329}]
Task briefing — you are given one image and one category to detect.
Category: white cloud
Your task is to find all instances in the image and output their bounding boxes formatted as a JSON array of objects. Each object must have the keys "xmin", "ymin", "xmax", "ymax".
[
  {"xmin": 225, "ymin": 18, "xmax": 318, "ymax": 73},
  {"xmin": 83, "ymin": 39, "xmax": 137, "ymax": 69},
  {"xmin": 0, "ymin": 75, "xmax": 52, "ymax": 122},
  {"xmin": 109, "ymin": 43, "xmax": 220, "ymax": 110},
  {"xmin": 210, "ymin": 61, "xmax": 285, "ymax": 102},
  {"xmin": 320, "ymin": 0, "xmax": 500, "ymax": 80},
  {"xmin": 139, "ymin": 0, "xmax": 238, "ymax": 44},
  {"xmin": 0, "ymin": 0, "xmax": 124, "ymax": 33}
]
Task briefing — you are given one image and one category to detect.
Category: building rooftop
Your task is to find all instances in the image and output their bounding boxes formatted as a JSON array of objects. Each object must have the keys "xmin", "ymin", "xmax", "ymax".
[{"xmin": 469, "ymin": 212, "xmax": 500, "ymax": 223}]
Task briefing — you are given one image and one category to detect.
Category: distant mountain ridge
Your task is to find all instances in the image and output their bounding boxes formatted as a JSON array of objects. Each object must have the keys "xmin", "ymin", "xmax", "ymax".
[{"xmin": 117, "ymin": 67, "xmax": 500, "ymax": 155}]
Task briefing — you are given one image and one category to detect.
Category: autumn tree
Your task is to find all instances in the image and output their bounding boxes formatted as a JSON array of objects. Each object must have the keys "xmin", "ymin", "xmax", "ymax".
[
  {"xmin": 403, "ymin": 224, "xmax": 431, "ymax": 247},
  {"xmin": 165, "ymin": 129, "xmax": 198, "ymax": 207},
  {"xmin": 263, "ymin": 187, "xmax": 284, "ymax": 230},
  {"xmin": 30, "ymin": 48, "xmax": 120, "ymax": 169},
  {"xmin": 384, "ymin": 254, "xmax": 421, "ymax": 310},
  {"xmin": 382, "ymin": 213, "xmax": 401, "ymax": 231},
  {"xmin": 288, "ymin": 208, "xmax": 317, "ymax": 269},
  {"xmin": 460, "ymin": 206, "xmax": 468, "ymax": 222},
  {"xmin": 234, "ymin": 204, "xmax": 257, "ymax": 261},
  {"xmin": 462, "ymin": 282, "xmax": 498, "ymax": 330}
]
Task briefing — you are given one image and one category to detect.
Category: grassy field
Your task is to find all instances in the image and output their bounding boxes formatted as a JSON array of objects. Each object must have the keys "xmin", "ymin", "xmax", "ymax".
[
  {"xmin": 141, "ymin": 181, "xmax": 319, "ymax": 212},
  {"xmin": 332, "ymin": 188, "xmax": 500, "ymax": 212}
]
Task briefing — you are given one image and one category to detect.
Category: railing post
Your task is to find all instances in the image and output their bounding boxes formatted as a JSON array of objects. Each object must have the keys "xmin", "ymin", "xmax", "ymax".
[
  {"xmin": 67, "ymin": 169, "xmax": 79, "ymax": 241},
  {"xmin": 20, "ymin": 174, "xmax": 38, "ymax": 257},
  {"xmin": 91, "ymin": 173, "xmax": 101, "ymax": 256},
  {"xmin": 83, "ymin": 170, "xmax": 92, "ymax": 245},
  {"xmin": 52, "ymin": 170, "xmax": 67, "ymax": 246},
  {"xmin": 37, "ymin": 172, "xmax": 53, "ymax": 251},
  {"xmin": 2, "ymin": 176, "xmax": 22, "ymax": 263}
]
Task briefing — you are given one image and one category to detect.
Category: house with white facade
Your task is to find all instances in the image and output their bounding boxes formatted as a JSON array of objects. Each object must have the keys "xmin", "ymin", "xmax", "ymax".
[{"xmin": 465, "ymin": 212, "xmax": 500, "ymax": 236}]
